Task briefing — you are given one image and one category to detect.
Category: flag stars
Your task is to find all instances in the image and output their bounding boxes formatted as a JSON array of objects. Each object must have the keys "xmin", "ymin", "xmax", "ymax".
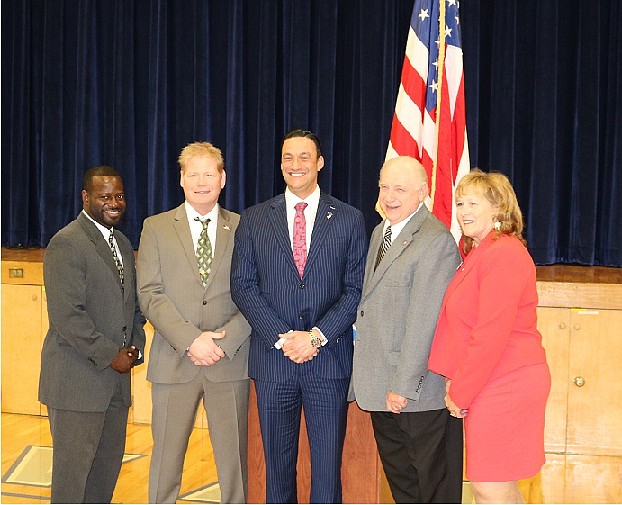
[
  {"xmin": 445, "ymin": 25, "xmax": 453, "ymax": 38},
  {"xmin": 429, "ymin": 79, "xmax": 438, "ymax": 93},
  {"xmin": 447, "ymin": 0, "xmax": 457, "ymax": 6},
  {"xmin": 418, "ymin": 8, "xmax": 429, "ymax": 22}
]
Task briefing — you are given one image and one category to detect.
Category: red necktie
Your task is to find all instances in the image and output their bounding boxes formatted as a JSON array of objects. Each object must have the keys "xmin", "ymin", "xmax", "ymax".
[{"xmin": 293, "ymin": 202, "xmax": 308, "ymax": 278}]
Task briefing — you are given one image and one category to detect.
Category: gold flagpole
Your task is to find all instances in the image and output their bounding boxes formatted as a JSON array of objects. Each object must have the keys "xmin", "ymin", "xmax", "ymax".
[{"xmin": 431, "ymin": 0, "xmax": 446, "ymax": 211}]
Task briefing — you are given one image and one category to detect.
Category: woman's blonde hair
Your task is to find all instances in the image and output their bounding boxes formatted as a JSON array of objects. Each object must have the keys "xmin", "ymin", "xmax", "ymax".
[{"xmin": 456, "ymin": 168, "xmax": 526, "ymax": 254}]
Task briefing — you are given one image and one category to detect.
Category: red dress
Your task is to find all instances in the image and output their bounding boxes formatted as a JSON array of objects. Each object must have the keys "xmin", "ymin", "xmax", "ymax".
[{"xmin": 428, "ymin": 233, "xmax": 550, "ymax": 481}]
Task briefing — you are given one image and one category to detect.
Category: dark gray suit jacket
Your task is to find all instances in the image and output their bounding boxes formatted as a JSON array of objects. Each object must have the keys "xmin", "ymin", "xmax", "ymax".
[
  {"xmin": 351, "ymin": 206, "xmax": 460, "ymax": 412},
  {"xmin": 39, "ymin": 212, "xmax": 146, "ymax": 412}
]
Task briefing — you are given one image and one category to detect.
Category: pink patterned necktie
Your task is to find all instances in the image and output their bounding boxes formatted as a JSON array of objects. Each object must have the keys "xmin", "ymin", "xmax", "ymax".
[{"xmin": 293, "ymin": 202, "xmax": 308, "ymax": 278}]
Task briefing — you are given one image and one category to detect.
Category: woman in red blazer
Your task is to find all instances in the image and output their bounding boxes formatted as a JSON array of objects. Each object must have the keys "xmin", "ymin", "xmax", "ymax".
[{"xmin": 428, "ymin": 170, "xmax": 550, "ymax": 503}]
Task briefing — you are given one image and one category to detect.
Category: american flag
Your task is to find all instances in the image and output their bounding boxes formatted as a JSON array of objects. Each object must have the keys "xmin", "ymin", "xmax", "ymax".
[{"xmin": 386, "ymin": 0, "xmax": 470, "ymax": 241}]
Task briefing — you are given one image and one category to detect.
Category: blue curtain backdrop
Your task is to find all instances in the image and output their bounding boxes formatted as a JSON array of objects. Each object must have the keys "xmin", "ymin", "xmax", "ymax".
[{"xmin": 2, "ymin": 0, "xmax": 621, "ymax": 266}]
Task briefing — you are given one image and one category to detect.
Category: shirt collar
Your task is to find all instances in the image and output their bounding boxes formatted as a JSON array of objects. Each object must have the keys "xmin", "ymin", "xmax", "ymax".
[
  {"xmin": 82, "ymin": 209, "xmax": 114, "ymax": 239},
  {"xmin": 284, "ymin": 184, "xmax": 321, "ymax": 208},
  {"xmin": 383, "ymin": 201, "xmax": 425, "ymax": 238},
  {"xmin": 184, "ymin": 201, "xmax": 220, "ymax": 223}
]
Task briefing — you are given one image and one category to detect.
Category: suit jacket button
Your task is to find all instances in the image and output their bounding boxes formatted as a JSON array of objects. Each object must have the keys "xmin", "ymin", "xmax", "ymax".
[
  {"xmin": 299, "ymin": 283, "xmax": 305, "ymax": 288},
  {"xmin": 203, "ymin": 300, "xmax": 207, "ymax": 305},
  {"xmin": 360, "ymin": 310, "xmax": 364, "ymax": 317}
]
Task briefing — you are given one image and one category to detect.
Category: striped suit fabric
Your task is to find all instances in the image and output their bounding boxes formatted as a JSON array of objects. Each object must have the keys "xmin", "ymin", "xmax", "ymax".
[{"xmin": 231, "ymin": 191, "xmax": 367, "ymax": 503}]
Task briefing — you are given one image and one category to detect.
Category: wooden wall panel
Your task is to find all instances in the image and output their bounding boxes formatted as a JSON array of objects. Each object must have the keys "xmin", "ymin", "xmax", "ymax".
[{"xmin": 1, "ymin": 284, "xmax": 43, "ymax": 415}]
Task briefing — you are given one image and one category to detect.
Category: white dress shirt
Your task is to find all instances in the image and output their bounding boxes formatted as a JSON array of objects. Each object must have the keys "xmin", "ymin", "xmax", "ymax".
[
  {"xmin": 185, "ymin": 201, "xmax": 219, "ymax": 254},
  {"xmin": 284, "ymin": 184, "xmax": 320, "ymax": 251}
]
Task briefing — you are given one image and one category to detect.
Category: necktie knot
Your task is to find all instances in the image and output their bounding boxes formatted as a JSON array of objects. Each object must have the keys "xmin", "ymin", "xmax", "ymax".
[
  {"xmin": 374, "ymin": 224, "xmax": 392, "ymax": 270},
  {"xmin": 295, "ymin": 202, "xmax": 308, "ymax": 214},
  {"xmin": 384, "ymin": 225, "xmax": 392, "ymax": 242}
]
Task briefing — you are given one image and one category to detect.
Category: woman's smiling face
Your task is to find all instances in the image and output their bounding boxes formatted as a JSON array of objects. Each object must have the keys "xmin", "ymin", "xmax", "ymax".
[{"xmin": 456, "ymin": 191, "xmax": 496, "ymax": 246}]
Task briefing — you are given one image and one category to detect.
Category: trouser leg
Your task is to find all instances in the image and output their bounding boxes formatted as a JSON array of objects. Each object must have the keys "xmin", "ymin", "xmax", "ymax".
[
  {"xmin": 149, "ymin": 379, "xmax": 204, "ymax": 503},
  {"xmin": 202, "ymin": 377, "xmax": 250, "ymax": 503},
  {"xmin": 301, "ymin": 376, "xmax": 349, "ymax": 504},
  {"xmin": 371, "ymin": 411, "xmax": 422, "ymax": 503},
  {"xmin": 83, "ymin": 382, "xmax": 129, "ymax": 503},
  {"xmin": 254, "ymin": 378, "xmax": 302, "ymax": 504}
]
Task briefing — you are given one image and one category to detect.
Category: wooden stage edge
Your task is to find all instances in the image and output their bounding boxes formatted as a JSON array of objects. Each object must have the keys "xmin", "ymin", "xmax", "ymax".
[{"xmin": 3, "ymin": 246, "xmax": 621, "ymax": 283}]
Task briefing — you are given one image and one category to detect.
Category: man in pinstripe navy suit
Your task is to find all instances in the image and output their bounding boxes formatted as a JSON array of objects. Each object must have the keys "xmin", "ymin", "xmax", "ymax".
[{"xmin": 231, "ymin": 129, "xmax": 367, "ymax": 503}]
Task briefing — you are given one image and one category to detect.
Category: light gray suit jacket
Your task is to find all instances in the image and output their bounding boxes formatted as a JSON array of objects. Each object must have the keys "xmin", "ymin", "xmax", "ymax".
[
  {"xmin": 137, "ymin": 204, "xmax": 250, "ymax": 384},
  {"xmin": 350, "ymin": 206, "xmax": 460, "ymax": 412},
  {"xmin": 39, "ymin": 212, "xmax": 146, "ymax": 412}
]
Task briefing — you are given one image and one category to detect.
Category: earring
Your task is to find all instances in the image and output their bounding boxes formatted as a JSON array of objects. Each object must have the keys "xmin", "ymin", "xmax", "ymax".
[{"xmin": 493, "ymin": 220, "xmax": 502, "ymax": 231}]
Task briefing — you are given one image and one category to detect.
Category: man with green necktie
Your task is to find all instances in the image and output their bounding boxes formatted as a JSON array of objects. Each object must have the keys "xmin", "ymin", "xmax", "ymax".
[{"xmin": 136, "ymin": 141, "xmax": 251, "ymax": 503}]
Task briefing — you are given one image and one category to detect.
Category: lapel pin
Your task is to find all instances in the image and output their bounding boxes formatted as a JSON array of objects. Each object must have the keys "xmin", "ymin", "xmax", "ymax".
[
  {"xmin": 326, "ymin": 212, "xmax": 333, "ymax": 220},
  {"xmin": 223, "ymin": 224, "xmax": 230, "ymax": 230}
]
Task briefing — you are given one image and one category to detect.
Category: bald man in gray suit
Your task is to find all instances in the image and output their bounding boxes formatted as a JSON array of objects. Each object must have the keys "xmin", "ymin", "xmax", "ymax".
[
  {"xmin": 350, "ymin": 157, "xmax": 463, "ymax": 503},
  {"xmin": 137, "ymin": 141, "xmax": 251, "ymax": 503}
]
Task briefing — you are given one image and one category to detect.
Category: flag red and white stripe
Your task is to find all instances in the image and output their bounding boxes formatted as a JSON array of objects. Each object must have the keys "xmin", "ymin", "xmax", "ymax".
[{"xmin": 386, "ymin": 0, "xmax": 470, "ymax": 242}]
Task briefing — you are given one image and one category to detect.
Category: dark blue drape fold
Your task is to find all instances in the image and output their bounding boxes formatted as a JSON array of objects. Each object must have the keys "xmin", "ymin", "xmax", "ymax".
[
  {"xmin": 2, "ymin": 0, "xmax": 621, "ymax": 266},
  {"xmin": 462, "ymin": 0, "xmax": 622, "ymax": 265}
]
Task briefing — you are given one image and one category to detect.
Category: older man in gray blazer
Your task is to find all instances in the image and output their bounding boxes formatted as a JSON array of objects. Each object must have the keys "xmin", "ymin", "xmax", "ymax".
[
  {"xmin": 350, "ymin": 156, "xmax": 463, "ymax": 503},
  {"xmin": 39, "ymin": 166, "xmax": 146, "ymax": 503},
  {"xmin": 137, "ymin": 141, "xmax": 251, "ymax": 503}
]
